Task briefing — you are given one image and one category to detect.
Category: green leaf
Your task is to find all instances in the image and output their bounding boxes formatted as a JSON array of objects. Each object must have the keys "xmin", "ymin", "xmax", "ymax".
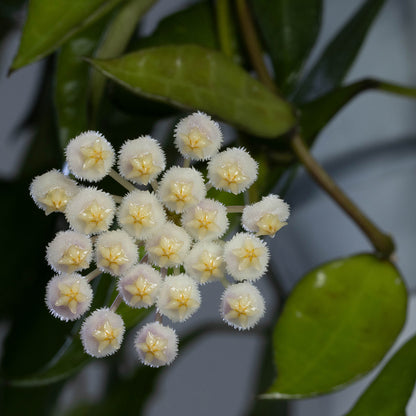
[
  {"xmin": 250, "ymin": 0, "xmax": 322, "ymax": 94},
  {"xmin": 11, "ymin": 0, "xmax": 123, "ymax": 71},
  {"xmin": 345, "ymin": 335, "xmax": 416, "ymax": 416},
  {"xmin": 55, "ymin": 20, "xmax": 107, "ymax": 148},
  {"xmin": 299, "ymin": 78, "xmax": 416, "ymax": 145},
  {"xmin": 90, "ymin": 0, "xmax": 157, "ymax": 118},
  {"xmin": 262, "ymin": 254, "xmax": 407, "ymax": 398},
  {"xmin": 294, "ymin": 0, "xmax": 387, "ymax": 103},
  {"xmin": 87, "ymin": 45, "xmax": 296, "ymax": 138}
]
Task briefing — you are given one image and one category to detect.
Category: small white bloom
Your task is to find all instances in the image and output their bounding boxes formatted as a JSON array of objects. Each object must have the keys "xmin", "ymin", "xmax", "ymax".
[
  {"xmin": 118, "ymin": 264, "xmax": 161, "ymax": 308},
  {"xmin": 46, "ymin": 231, "xmax": 92, "ymax": 273},
  {"xmin": 30, "ymin": 169, "xmax": 79, "ymax": 215},
  {"xmin": 242, "ymin": 194, "xmax": 290, "ymax": 237},
  {"xmin": 135, "ymin": 322, "xmax": 178, "ymax": 367},
  {"xmin": 46, "ymin": 273, "xmax": 93, "ymax": 321},
  {"xmin": 207, "ymin": 148, "xmax": 258, "ymax": 194},
  {"xmin": 223, "ymin": 233, "xmax": 269, "ymax": 281},
  {"xmin": 182, "ymin": 198, "xmax": 228, "ymax": 241},
  {"xmin": 66, "ymin": 131, "xmax": 115, "ymax": 181},
  {"xmin": 95, "ymin": 230, "xmax": 138, "ymax": 276},
  {"xmin": 145, "ymin": 223, "xmax": 191, "ymax": 267},
  {"xmin": 80, "ymin": 308, "xmax": 125, "ymax": 358},
  {"xmin": 118, "ymin": 136, "xmax": 166, "ymax": 185},
  {"xmin": 174, "ymin": 111, "xmax": 222, "ymax": 160},
  {"xmin": 220, "ymin": 282, "xmax": 265, "ymax": 330},
  {"xmin": 184, "ymin": 241, "xmax": 225, "ymax": 284},
  {"xmin": 157, "ymin": 274, "xmax": 201, "ymax": 322},
  {"xmin": 65, "ymin": 187, "xmax": 115, "ymax": 235},
  {"xmin": 158, "ymin": 167, "xmax": 206, "ymax": 213},
  {"xmin": 117, "ymin": 190, "xmax": 166, "ymax": 240}
]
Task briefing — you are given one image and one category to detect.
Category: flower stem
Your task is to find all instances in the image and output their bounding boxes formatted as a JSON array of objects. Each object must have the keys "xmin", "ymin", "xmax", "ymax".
[
  {"xmin": 110, "ymin": 294, "xmax": 123, "ymax": 312},
  {"xmin": 109, "ymin": 169, "xmax": 136, "ymax": 192},
  {"xmin": 85, "ymin": 268, "xmax": 102, "ymax": 282},
  {"xmin": 235, "ymin": 0, "xmax": 279, "ymax": 94},
  {"xmin": 291, "ymin": 134, "xmax": 395, "ymax": 258},
  {"xmin": 155, "ymin": 311, "xmax": 163, "ymax": 323},
  {"xmin": 227, "ymin": 205, "xmax": 245, "ymax": 213},
  {"xmin": 112, "ymin": 195, "xmax": 123, "ymax": 204},
  {"xmin": 216, "ymin": 0, "xmax": 236, "ymax": 59},
  {"xmin": 183, "ymin": 158, "xmax": 191, "ymax": 168}
]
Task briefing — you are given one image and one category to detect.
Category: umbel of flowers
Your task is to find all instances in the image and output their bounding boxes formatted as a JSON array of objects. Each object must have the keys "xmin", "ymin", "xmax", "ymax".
[{"xmin": 30, "ymin": 112, "xmax": 290, "ymax": 367}]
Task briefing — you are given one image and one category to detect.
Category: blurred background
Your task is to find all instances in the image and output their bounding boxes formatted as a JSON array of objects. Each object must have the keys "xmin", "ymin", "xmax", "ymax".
[{"xmin": 1, "ymin": 0, "xmax": 416, "ymax": 415}]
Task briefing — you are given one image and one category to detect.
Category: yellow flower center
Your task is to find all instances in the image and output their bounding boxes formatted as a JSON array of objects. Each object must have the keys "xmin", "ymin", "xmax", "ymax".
[
  {"xmin": 125, "ymin": 276, "xmax": 158, "ymax": 306},
  {"xmin": 39, "ymin": 187, "xmax": 69, "ymax": 214},
  {"xmin": 79, "ymin": 201, "xmax": 112, "ymax": 233},
  {"xmin": 232, "ymin": 238, "xmax": 265, "ymax": 271},
  {"xmin": 120, "ymin": 203, "xmax": 154, "ymax": 233},
  {"xmin": 58, "ymin": 245, "xmax": 89, "ymax": 272},
  {"xmin": 99, "ymin": 245, "xmax": 129, "ymax": 273},
  {"xmin": 166, "ymin": 286, "xmax": 199, "ymax": 321},
  {"xmin": 256, "ymin": 213, "xmax": 287, "ymax": 237},
  {"xmin": 217, "ymin": 163, "xmax": 248, "ymax": 194},
  {"xmin": 55, "ymin": 280, "xmax": 87, "ymax": 315},
  {"xmin": 80, "ymin": 139, "xmax": 110, "ymax": 172},
  {"xmin": 149, "ymin": 236, "xmax": 183, "ymax": 266},
  {"xmin": 128, "ymin": 153, "xmax": 158, "ymax": 183},
  {"xmin": 186, "ymin": 207, "xmax": 219, "ymax": 238},
  {"xmin": 93, "ymin": 321, "xmax": 121, "ymax": 353},
  {"xmin": 166, "ymin": 182, "xmax": 195, "ymax": 211},
  {"xmin": 225, "ymin": 295, "xmax": 257, "ymax": 327},
  {"xmin": 180, "ymin": 128, "xmax": 208, "ymax": 158},
  {"xmin": 138, "ymin": 332, "xmax": 168, "ymax": 363},
  {"xmin": 193, "ymin": 251, "xmax": 224, "ymax": 282}
]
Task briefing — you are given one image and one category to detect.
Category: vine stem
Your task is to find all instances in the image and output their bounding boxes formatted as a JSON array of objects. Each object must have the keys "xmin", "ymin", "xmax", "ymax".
[
  {"xmin": 109, "ymin": 169, "xmax": 136, "ymax": 192},
  {"xmin": 216, "ymin": 0, "xmax": 235, "ymax": 59},
  {"xmin": 291, "ymin": 134, "xmax": 395, "ymax": 258},
  {"xmin": 235, "ymin": 0, "xmax": 279, "ymax": 94}
]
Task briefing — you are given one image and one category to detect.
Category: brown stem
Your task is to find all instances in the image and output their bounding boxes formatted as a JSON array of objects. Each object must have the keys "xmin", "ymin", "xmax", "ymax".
[{"xmin": 291, "ymin": 135, "xmax": 394, "ymax": 258}]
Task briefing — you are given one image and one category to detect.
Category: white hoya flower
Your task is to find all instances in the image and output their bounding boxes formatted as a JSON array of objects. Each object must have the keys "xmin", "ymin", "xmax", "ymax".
[
  {"xmin": 118, "ymin": 136, "xmax": 166, "ymax": 185},
  {"xmin": 135, "ymin": 322, "xmax": 178, "ymax": 367},
  {"xmin": 95, "ymin": 230, "xmax": 138, "ymax": 276},
  {"xmin": 223, "ymin": 232, "xmax": 269, "ymax": 281},
  {"xmin": 66, "ymin": 131, "xmax": 115, "ymax": 181},
  {"xmin": 65, "ymin": 187, "xmax": 115, "ymax": 235},
  {"xmin": 46, "ymin": 273, "xmax": 93, "ymax": 321},
  {"xmin": 157, "ymin": 274, "xmax": 201, "ymax": 322},
  {"xmin": 80, "ymin": 308, "xmax": 125, "ymax": 358},
  {"xmin": 184, "ymin": 241, "xmax": 225, "ymax": 284},
  {"xmin": 158, "ymin": 167, "xmax": 206, "ymax": 213},
  {"xmin": 30, "ymin": 169, "xmax": 79, "ymax": 215},
  {"xmin": 182, "ymin": 198, "xmax": 228, "ymax": 241},
  {"xmin": 242, "ymin": 194, "xmax": 290, "ymax": 237},
  {"xmin": 118, "ymin": 264, "xmax": 162, "ymax": 308},
  {"xmin": 145, "ymin": 222, "xmax": 191, "ymax": 267},
  {"xmin": 220, "ymin": 282, "xmax": 265, "ymax": 330},
  {"xmin": 207, "ymin": 147, "xmax": 258, "ymax": 194},
  {"xmin": 117, "ymin": 190, "xmax": 166, "ymax": 240},
  {"xmin": 46, "ymin": 231, "xmax": 92, "ymax": 273},
  {"xmin": 174, "ymin": 111, "xmax": 222, "ymax": 160}
]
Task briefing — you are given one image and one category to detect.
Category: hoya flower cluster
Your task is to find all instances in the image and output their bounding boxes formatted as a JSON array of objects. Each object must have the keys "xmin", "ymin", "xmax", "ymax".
[{"xmin": 30, "ymin": 112, "xmax": 290, "ymax": 368}]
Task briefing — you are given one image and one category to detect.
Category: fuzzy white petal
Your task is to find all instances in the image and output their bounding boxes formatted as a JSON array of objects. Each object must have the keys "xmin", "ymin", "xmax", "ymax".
[
  {"xmin": 157, "ymin": 274, "xmax": 201, "ymax": 322},
  {"xmin": 174, "ymin": 111, "xmax": 222, "ymax": 160},
  {"xmin": 118, "ymin": 136, "xmax": 166, "ymax": 185},
  {"xmin": 220, "ymin": 282, "xmax": 265, "ymax": 330},
  {"xmin": 80, "ymin": 308, "xmax": 125, "ymax": 358},
  {"xmin": 135, "ymin": 322, "xmax": 178, "ymax": 367},
  {"xmin": 66, "ymin": 131, "xmax": 115, "ymax": 181}
]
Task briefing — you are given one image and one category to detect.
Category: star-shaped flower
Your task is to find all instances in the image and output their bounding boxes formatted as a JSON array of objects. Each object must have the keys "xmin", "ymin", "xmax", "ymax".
[
  {"xmin": 80, "ymin": 139, "xmax": 111, "ymax": 173},
  {"xmin": 185, "ymin": 207, "xmax": 219, "ymax": 238},
  {"xmin": 55, "ymin": 280, "xmax": 87, "ymax": 315},
  {"xmin": 192, "ymin": 251, "xmax": 224, "ymax": 283},
  {"xmin": 39, "ymin": 187, "xmax": 69, "ymax": 214},
  {"xmin": 166, "ymin": 286, "xmax": 200, "ymax": 321},
  {"xmin": 256, "ymin": 213, "xmax": 287, "ymax": 237},
  {"xmin": 99, "ymin": 245, "xmax": 129, "ymax": 273},
  {"xmin": 125, "ymin": 277, "xmax": 158, "ymax": 306},
  {"xmin": 127, "ymin": 153, "xmax": 159, "ymax": 183},
  {"xmin": 232, "ymin": 238, "xmax": 265, "ymax": 271},
  {"xmin": 179, "ymin": 128, "xmax": 208, "ymax": 159},
  {"xmin": 225, "ymin": 295, "xmax": 258, "ymax": 327},
  {"xmin": 93, "ymin": 321, "xmax": 122, "ymax": 354},
  {"xmin": 149, "ymin": 237, "xmax": 183, "ymax": 266},
  {"xmin": 58, "ymin": 245, "xmax": 90, "ymax": 272},
  {"xmin": 120, "ymin": 203, "xmax": 154, "ymax": 233},
  {"xmin": 79, "ymin": 201, "xmax": 112, "ymax": 233},
  {"xmin": 165, "ymin": 182, "xmax": 195, "ymax": 211},
  {"xmin": 137, "ymin": 332, "xmax": 168, "ymax": 363},
  {"xmin": 217, "ymin": 162, "xmax": 248, "ymax": 194}
]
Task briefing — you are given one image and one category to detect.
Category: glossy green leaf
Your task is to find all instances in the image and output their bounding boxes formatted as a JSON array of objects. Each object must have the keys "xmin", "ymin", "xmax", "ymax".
[
  {"xmin": 299, "ymin": 78, "xmax": 416, "ymax": 145},
  {"xmin": 345, "ymin": 335, "xmax": 416, "ymax": 416},
  {"xmin": 11, "ymin": 0, "xmax": 123, "ymax": 71},
  {"xmin": 90, "ymin": 0, "xmax": 157, "ymax": 118},
  {"xmin": 251, "ymin": 0, "xmax": 322, "ymax": 94},
  {"xmin": 294, "ymin": 0, "xmax": 387, "ymax": 103},
  {"xmin": 87, "ymin": 45, "xmax": 295, "ymax": 138},
  {"xmin": 263, "ymin": 254, "xmax": 407, "ymax": 398},
  {"xmin": 55, "ymin": 21, "xmax": 106, "ymax": 148}
]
